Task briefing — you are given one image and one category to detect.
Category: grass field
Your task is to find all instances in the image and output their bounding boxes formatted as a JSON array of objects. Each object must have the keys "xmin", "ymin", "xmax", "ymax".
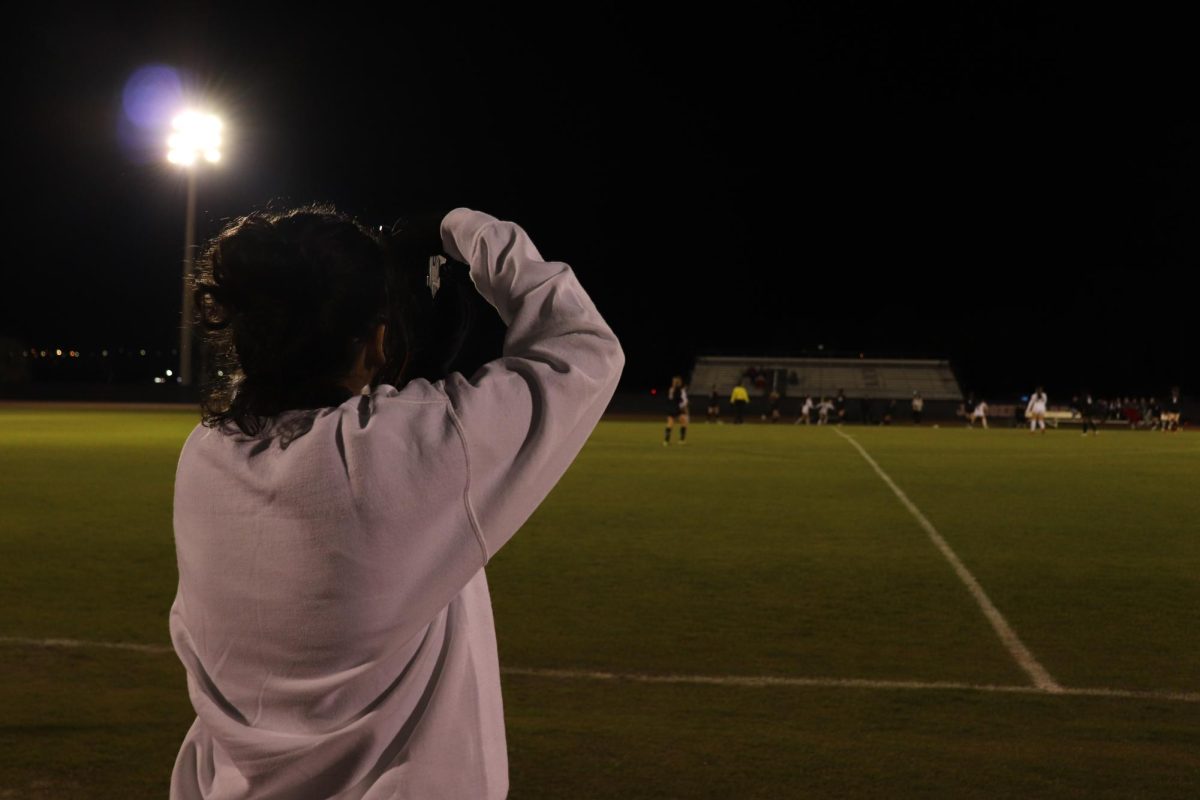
[{"xmin": 1, "ymin": 407, "xmax": 1198, "ymax": 798}]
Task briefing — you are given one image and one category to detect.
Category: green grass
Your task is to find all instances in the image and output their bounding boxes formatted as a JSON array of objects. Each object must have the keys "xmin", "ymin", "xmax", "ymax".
[{"xmin": 1, "ymin": 409, "xmax": 1197, "ymax": 798}]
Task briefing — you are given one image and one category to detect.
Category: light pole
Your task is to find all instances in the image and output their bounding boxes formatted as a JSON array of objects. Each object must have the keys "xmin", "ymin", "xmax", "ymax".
[{"xmin": 167, "ymin": 111, "xmax": 222, "ymax": 386}]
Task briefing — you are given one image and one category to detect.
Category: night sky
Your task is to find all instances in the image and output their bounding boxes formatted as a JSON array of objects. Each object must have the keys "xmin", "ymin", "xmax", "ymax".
[{"xmin": 4, "ymin": 5, "xmax": 1195, "ymax": 397}]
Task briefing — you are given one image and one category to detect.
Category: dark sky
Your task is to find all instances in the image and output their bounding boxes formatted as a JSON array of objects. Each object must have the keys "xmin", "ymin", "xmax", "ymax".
[{"xmin": 4, "ymin": 5, "xmax": 1195, "ymax": 395}]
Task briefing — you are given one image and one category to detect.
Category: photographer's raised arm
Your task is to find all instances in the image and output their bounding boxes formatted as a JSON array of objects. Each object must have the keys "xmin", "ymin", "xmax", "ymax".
[{"xmin": 438, "ymin": 209, "xmax": 624, "ymax": 560}]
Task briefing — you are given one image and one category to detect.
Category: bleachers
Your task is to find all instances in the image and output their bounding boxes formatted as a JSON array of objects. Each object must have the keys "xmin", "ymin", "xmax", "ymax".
[{"xmin": 690, "ymin": 356, "xmax": 962, "ymax": 401}]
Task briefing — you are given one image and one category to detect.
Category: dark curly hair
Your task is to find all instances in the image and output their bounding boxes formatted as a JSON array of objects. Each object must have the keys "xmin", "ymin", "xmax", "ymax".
[{"xmin": 192, "ymin": 204, "xmax": 408, "ymax": 436}]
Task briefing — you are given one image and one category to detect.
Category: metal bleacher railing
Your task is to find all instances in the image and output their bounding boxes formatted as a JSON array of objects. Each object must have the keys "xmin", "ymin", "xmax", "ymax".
[{"xmin": 690, "ymin": 356, "xmax": 963, "ymax": 402}]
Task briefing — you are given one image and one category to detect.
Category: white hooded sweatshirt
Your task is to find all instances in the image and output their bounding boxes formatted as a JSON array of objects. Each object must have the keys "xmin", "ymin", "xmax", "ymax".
[{"xmin": 169, "ymin": 209, "xmax": 624, "ymax": 799}]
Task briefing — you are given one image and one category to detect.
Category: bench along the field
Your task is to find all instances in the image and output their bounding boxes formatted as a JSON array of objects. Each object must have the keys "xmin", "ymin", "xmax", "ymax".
[
  {"xmin": 958, "ymin": 404, "xmax": 1022, "ymax": 419},
  {"xmin": 1042, "ymin": 409, "xmax": 1128, "ymax": 428},
  {"xmin": 956, "ymin": 405, "xmax": 1088, "ymax": 428},
  {"xmin": 1042, "ymin": 409, "xmax": 1075, "ymax": 428}
]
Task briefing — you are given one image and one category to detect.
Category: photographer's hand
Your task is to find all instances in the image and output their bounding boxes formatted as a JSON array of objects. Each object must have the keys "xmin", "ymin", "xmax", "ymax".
[{"xmin": 437, "ymin": 209, "xmax": 625, "ymax": 560}]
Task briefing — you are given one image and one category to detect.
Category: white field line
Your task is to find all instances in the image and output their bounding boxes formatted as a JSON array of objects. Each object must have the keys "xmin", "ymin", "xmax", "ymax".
[
  {"xmin": 503, "ymin": 667, "xmax": 1200, "ymax": 704},
  {"xmin": 1, "ymin": 636, "xmax": 1196, "ymax": 703},
  {"xmin": 0, "ymin": 636, "xmax": 175, "ymax": 654},
  {"xmin": 833, "ymin": 428, "xmax": 1063, "ymax": 693}
]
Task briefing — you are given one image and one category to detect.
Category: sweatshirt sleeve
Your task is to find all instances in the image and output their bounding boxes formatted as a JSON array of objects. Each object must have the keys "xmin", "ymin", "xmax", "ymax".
[{"xmin": 437, "ymin": 209, "xmax": 625, "ymax": 560}]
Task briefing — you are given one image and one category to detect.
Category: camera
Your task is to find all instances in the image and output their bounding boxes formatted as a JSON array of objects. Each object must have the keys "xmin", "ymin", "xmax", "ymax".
[{"xmin": 377, "ymin": 216, "xmax": 505, "ymax": 387}]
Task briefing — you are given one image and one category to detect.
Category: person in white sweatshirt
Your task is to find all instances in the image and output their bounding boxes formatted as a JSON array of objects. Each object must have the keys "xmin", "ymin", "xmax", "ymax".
[
  {"xmin": 1026, "ymin": 387, "xmax": 1048, "ymax": 434},
  {"xmin": 170, "ymin": 206, "xmax": 624, "ymax": 799}
]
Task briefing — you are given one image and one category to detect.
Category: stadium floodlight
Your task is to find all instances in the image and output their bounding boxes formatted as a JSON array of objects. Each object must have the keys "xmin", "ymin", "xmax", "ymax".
[
  {"xmin": 167, "ymin": 111, "xmax": 222, "ymax": 165},
  {"xmin": 167, "ymin": 110, "xmax": 223, "ymax": 387}
]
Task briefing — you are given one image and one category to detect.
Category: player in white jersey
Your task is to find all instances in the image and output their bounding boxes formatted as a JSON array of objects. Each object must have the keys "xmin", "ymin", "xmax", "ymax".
[
  {"xmin": 817, "ymin": 397, "xmax": 834, "ymax": 425},
  {"xmin": 970, "ymin": 399, "xmax": 990, "ymax": 429},
  {"xmin": 1026, "ymin": 387, "xmax": 1048, "ymax": 433},
  {"xmin": 795, "ymin": 394, "xmax": 814, "ymax": 424}
]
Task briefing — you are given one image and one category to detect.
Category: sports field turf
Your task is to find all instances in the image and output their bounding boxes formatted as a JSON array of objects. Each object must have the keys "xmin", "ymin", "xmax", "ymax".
[{"xmin": 1, "ymin": 407, "xmax": 1197, "ymax": 798}]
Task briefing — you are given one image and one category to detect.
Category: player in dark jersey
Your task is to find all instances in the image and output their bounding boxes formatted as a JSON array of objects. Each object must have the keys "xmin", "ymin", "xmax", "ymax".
[
  {"xmin": 767, "ymin": 390, "xmax": 782, "ymax": 423},
  {"xmin": 1162, "ymin": 388, "xmax": 1182, "ymax": 433},
  {"xmin": 706, "ymin": 385, "xmax": 720, "ymax": 423},
  {"xmin": 1078, "ymin": 392, "xmax": 1100, "ymax": 436},
  {"xmin": 664, "ymin": 375, "xmax": 689, "ymax": 445}
]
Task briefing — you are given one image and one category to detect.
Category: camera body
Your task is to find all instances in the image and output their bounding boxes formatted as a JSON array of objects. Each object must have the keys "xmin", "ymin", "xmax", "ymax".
[{"xmin": 377, "ymin": 217, "xmax": 505, "ymax": 387}]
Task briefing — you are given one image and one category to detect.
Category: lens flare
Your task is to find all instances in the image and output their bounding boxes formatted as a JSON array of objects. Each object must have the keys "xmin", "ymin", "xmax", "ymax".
[{"xmin": 122, "ymin": 65, "xmax": 183, "ymax": 129}]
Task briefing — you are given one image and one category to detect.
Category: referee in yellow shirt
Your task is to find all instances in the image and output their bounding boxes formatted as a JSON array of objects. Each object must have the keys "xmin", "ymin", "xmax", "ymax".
[{"xmin": 730, "ymin": 381, "xmax": 751, "ymax": 424}]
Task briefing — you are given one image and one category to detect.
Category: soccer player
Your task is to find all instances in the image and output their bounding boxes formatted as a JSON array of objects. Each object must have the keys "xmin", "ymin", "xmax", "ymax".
[
  {"xmin": 834, "ymin": 390, "xmax": 847, "ymax": 425},
  {"xmin": 730, "ymin": 380, "xmax": 750, "ymax": 424},
  {"xmin": 1078, "ymin": 393, "xmax": 1100, "ymax": 436},
  {"xmin": 970, "ymin": 398, "xmax": 990, "ymax": 429},
  {"xmin": 817, "ymin": 396, "xmax": 834, "ymax": 425},
  {"xmin": 766, "ymin": 389, "xmax": 782, "ymax": 423},
  {"xmin": 911, "ymin": 391, "xmax": 924, "ymax": 425},
  {"xmin": 664, "ymin": 375, "xmax": 689, "ymax": 445},
  {"xmin": 795, "ymin": 394, "xmax": 814, "ymax": 425},
  {"xmin": 706, "ymin": 385, "xmax": 720, "ymax": 423},
  {"xmin": 1026, "ymin": 387, "xmax": 1048, "ymax": 434},
  {"xmin": 1162, "ymin": 387, "xmax": 1182, "ymax": 433}
]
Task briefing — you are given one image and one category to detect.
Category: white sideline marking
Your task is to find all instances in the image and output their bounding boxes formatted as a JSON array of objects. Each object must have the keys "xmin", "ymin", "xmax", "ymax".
[
  {"xmin": 3, "ymin": 636, "xmax": 1197, "ymax": 703},
  {"xmin": 2, "ymin": 642, "xmax": 1190, "ymax": 705},
  {"xmin": 504, "ymin": 667, "xmax": 1200, "ymax": 704},
  {"xmin": 0, "ymin": 636, "xmax": 174, "ymax": 654},
  {"xmin": 833, "ymin": 428, "xmax": 1063, "ymax": 693}
]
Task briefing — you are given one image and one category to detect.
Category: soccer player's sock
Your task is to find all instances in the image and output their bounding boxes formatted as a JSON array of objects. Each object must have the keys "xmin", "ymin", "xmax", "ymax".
[
  {"xmin": 680, "ymin": 427, "xmax": 687, "ymax": 442},
  {"xmin": 664, "ymin": 428, "xmax": 671, "ymax": 442}
]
